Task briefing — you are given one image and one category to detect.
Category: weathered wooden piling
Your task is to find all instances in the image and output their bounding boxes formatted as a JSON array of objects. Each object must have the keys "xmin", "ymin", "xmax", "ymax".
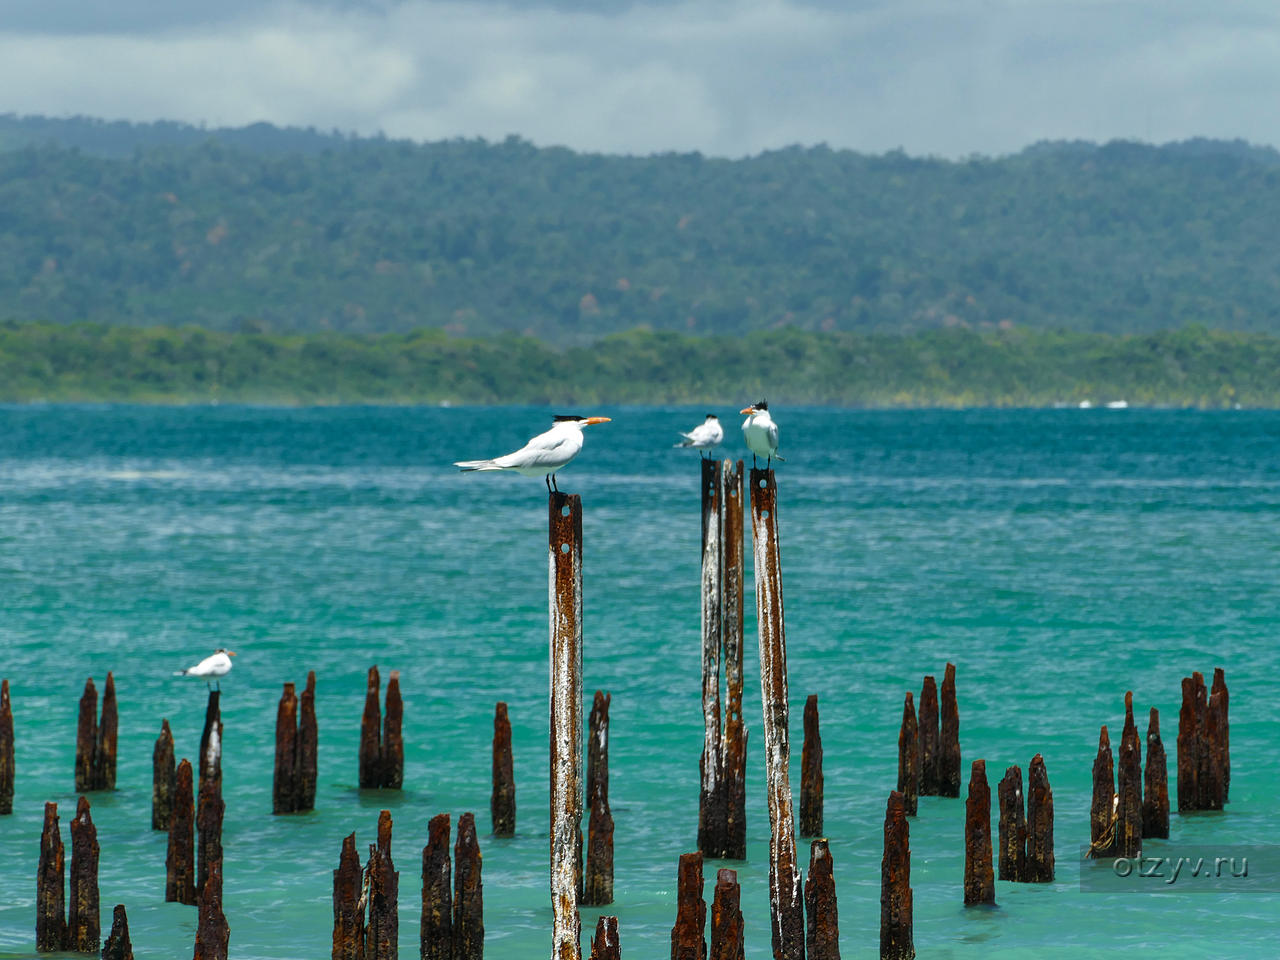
[
  {"xmin": 193, "ymin": 859, "xmax": 229, "ymax": 960},
  {"xmin": 996, "ymin": 765, "xmax": 1025, "ymax": 882},
  {"xmin": 299, "ymin": 670, "xmax": 318, "ymax": 810},
  {"xmin": 1176, "ymin": 675, "xmax": 1199, "ymax": 811},
  {"xmin": 37, "ymin": 801, "xmax": 67, "ymax": 952},
  {"xmin": 1116, "ymin": 692, "xmax": 1143, "ymax": 857},
  {"xmin": 589, "ymin": 916, "xmax": 621, "ymax": 960},
  {"xmin": 333, "ymin": 832, "xmax": 364, "ymax": 960},
  {"xmin": 1211, "ymin": 667, "xmax": 1229, "ymax": 801},
  {"xmin": 75, "ymin": 678, "xmax": 98, "ymax": 793},
  {"xmin": 68, "ymin": 796, "xmax": 100, "ymax": 953},
  {"xmin": 383, "ymin": 672, "xmax": 404, "ymax": 790},
  {"xmin": 671, "ymin": 852, "xmax": 706, "ymax": 960},
  {"xmin": 491, "ymin": 702, "xmax": 516, "ymax": 836},
  {"xmin": 748, "ymin": 468, "xmax": 804, "ymax": 960},
  {"xmin": 720, "ymin": 459, "xmax": 748, "ymax": 862},
  {"xmin": 800, "ymin": 694, "xmax": 824, "ymax": 838},
  {"xmin": 421, "ymin": 813, "xmax": 452, "ymax": 960},
  {"xmin": 196, "ymin": 771, "xmax": 224, "ymax": 901},
  {"xmin": 1088, "ymin": 726, "xmax": 1116, "ymax": 857},
  {"xmin": 1203, "ymin": 676, "xmax": 1226, "ymax": 810},
  {"xmin": 453, "ymin": 812, "xmax": 483, "ymax": 960},
  {"xmin": 101, "ymin": 905, "xmax": 133, "ymax": 960},
  {"xmin": 152, "ymin": 719, "xmax": 176, "ymax": 830},
  {"xmin": 366, "ymin": 810, "xmax": 399, "ymax": 960},
  {"xmin": 0, "ymin": 679, "xmax": 12, "ymax": 816},
  {"xmin": 584, "ymin": 690, "xmax": 614, "ymax": 906},
  {"xmin": 1024, "ymin": 754, "xmax": 1054, "ymax": 883},
  {"xmin": 1177, "ymin": 670, "xmax": 1227, "ymax": 811},
  {"xmin": 1142, "ymin": 708, "xmax": 1170, "ymax": 838},
  {"xmin": 274, "ymin": 682, "xmax": 300, "ymax": 814},
  {"xmin": 880, "ymin": 791, "xmax": 913, "ymax": 960},
  {"xmin": 938, "ymin": 664, "xmax": 960, "ymax": 798},
  {"xmin": 699, "ymin": 456, "xmax": 726, "ymax": 859},
  {"xmin": 98, "ymin": 673, "xmax": 118, "ymax": 791},
  {"xmin": 896, "ymin": 693, "xmax": 919, "ymax": 817},
  {"xmin": 710, "ymin": 868, "xmax": 744, "ymax": 960},
  {"xmin": 198, "ymin": 690, "xmax": 221, "ymax": 793},
  {"xmin": 917, "ymin": 677, "xmax": 939, "ymax": 797},
  {"xmin": 166, "ymin": 759, "xmax": 196, "ymax": 905},
  {"xmin": 550, "ymin": 491, "xmax": 584, "ymax": 960},
  {"xmin": 805, "ymin": 838, "xmax": 840, "ymax": 960},
  {"xmin": 360, "ymin": 666, "xmax": 383, "ymax": 789},
  {"xmin": 963, "ymin": 760, "xmax": 995, "ymax": 906}
]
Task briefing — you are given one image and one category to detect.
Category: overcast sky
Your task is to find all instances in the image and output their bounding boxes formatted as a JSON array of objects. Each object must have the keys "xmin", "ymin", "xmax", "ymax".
[{"xmin": 1, "ymin": 0, "xmax": 1278, "ymax": 158}]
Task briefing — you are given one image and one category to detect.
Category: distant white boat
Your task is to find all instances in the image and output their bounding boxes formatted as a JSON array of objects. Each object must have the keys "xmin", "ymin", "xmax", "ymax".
[
  {"xmin": 1106, "ymin": 400, "xmax": 1129, "ymax": 409},
  {"xmin": 1078, "ymin": 400, "xmax": 1093, "ymax": 409}
]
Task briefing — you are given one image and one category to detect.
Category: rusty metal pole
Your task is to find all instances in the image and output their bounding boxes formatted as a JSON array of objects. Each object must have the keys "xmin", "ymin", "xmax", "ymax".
[
  {"xmin": 0, "ymin": 679, "xmax": 13, "ymax": 816},
  {"xmin": 101, "ymin": 904, "xmax": 133, "ymax": 960},
  {"xmin": 421, "ymin": 813, "xmax": 452, "ymax": 960},
  {"xmin": 584, "ymin": 690, "xmax": 614, "ymax": 906},
  {"xmin": 963, "ymin": 760, "xmax": 995, "ymax": 906},
  {"xmin": 880, "ymin": 791, "xmax": 913, "ymax": 960},
  {"xmin": 589, "ymin": 915, "xmax": 621, "ymax": 960},
  {"xmin": 152, "ymin": 719, "xmax": 176, "ymax": 830},
  {"xmin": 748, "ymin": 467, "xmax": 804, "ymax": 960},
  {"xmin": 167, "ymin": 759, "xmax": 196, "ymax": 905},
  {"xmin": 721, "ymin": 459, "xmax": 748, "ymax": 862},
  {"xmin": 996, "ymin": 765, "xmax": 1025, "ymax": 882},
  {"xmin": 1142, "ymin": 708, "xmax": 1170, "ymax": 838},
  {"xmin": 916, "ymin": 677, "xmax": 939, "ymax": 797},
  {"xmin": 1176, "ymin": 677, "xmax": 1198, "ymax": 812},
  {"xmin": 1211, "ymin": 668, "xmax": 1229, "ymax": 801},
  {"xmin": 193, "ymin": 859, "xmax": 229, "ymax": 960},
  {"xmin": 896, "ymin": 693, "xmax": 918, "ymax": 817},
  {"xmin": 196, "ymin": 770, "xmax": 224, "ymax": 902},
  {"xmin": 299, "ymin": 670, "xmax": 318, "ymax": 811},
  {"xmin": 75, "ymin": 677, "xmax": 98, "ymax": 793},
  {"xmin": 492, "ymin": 702, "xmax": 516, "ymax": 836},
  {"xmin": 198, "ymin": 691, "xmax": 221, "ymax": 794},
  {"xmin": 360, "ymin": 666, "xmax": 383, "ymax": 789},
  {"xmin": 453, "ymin": 811, "xmax": 484, "ymax": 960},
  {"xmin": 1116, "ymin": 692, "xmax": 1143, "ymax": 857},
  {"xmin": 333, "ymin": 832, "xmax": 364, "ymax": 960},
  {"xmin": 699, "ymin": 457, "xmax": 726, "ymax": 858},
  {"xmin": 800, "ymin": 695, "xmax": 823, "ymax": 839},
  {"xmin": 805, "ymin": 839, "xmax": 840, "ymax": 960},
  {"xmin": 1088, "ymin": 726, "xmax": 1116, "ymax": 857},
  {"xmin": 671, "ymin": 852, "xmax": 706, "ymax": 960},
  {"xmin": 68, "ymin": 796, "xmax": 100, "ymax": 952},
  {"xmin": 383, "ymin": 671, "xmax": 404, "ymax": 790},
  {"xmin": 549, "ymin": 490, "xmax": 584, "ymax": 960},
  {"xmin": 365, "ymin": 809, "xmax": 399, "ymax": 960},
  {"xmin": 938, "ymin": 664, "xmax": 960, "ymax": 798},
  {"xmin": 36, "ymin": 801, "xmax": 66, "ymax": 951},
  {"xmin": 1204, "ymin": 678, "xmax": 1226, "ymax": 810},
  {"xmin": 710, "ymin": 868, "xmax": 744, "ymax": 960},
  {"xmin": 97, "ymin": 672, "xmax": 118, "ymax": 791},
  {"xmin": 274, "ymin": 682, "xmax": 299, "ymax": 814},
  {"xmin": 1025, "ymin": 754, "xmax": 1054, "ymax": 883}
]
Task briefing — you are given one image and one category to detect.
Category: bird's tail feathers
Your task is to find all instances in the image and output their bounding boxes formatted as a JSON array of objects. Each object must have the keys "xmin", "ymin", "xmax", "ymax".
[
  {"xmin": 173, "ymin": 669, "xmax": 189, "ymax": 676},
  {"xmin": 774, "ymin": 454, "xmax": 786, "ymax": 462},
  {"xmin": 673, "ymin": 436, "xmax": 694, "ymax": 447},
  {"xmin": 455, "ymin": 459, "xmax": 502, "ymax": 471}
]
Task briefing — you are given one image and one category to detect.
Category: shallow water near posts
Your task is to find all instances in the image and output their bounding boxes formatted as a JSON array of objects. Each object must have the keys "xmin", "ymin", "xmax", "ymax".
[{"xmin": 1, "ymin": 404, "xmax": 1278, "ymax": 959}]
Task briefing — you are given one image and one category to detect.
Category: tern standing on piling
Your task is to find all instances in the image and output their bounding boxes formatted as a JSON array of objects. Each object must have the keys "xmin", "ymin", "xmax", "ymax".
[
  {"xmin": 741, "ymin": 400, "xmax": 784, "ymax": 468},
  {"xmin": 174, "ymin": 649, "xmax": 235, "ymax": 689},
  {"xmin": 454, "ymin": 414, "xmax": 612, "ymax": 492},
  {"xmin": 674, "ymin": 414, "xmax": 724, "ymax": 457}
]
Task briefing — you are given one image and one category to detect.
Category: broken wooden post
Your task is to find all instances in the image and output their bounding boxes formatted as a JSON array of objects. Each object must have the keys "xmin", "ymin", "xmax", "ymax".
[
  {"xmin": 800, "ymin": 694, "xmax": 823, "ymax": 838},
  {"xmin": 198, "ymin": 691, "xmax": 221, "ymax": 794},
  {"xmin": 75, "ymin": 678, "xmax": 98, "ymax": 793},
  {"xmin": 1025, "ymin": 754, "xmax": 1054, "ymax": 883},
  {"xmin": 670, "ymin": 852, "xmax": 706, "ymax": 960},
  {"xmin": 152, "ymin": 719, "xmax": 175, "ymax": 830},
  {"xmin": 1176, "ymin": 675, "xmax": 1199, "ymax": 811},
  {"xmin": 880, "ymin": 791, "xmax": 913, "ymax": 960},
  {"xmin": 37, "ymin": 802, "xmax": 67, "ymax": 952},
  {"xmin": 453, "ymin": 811, "xmax": 483, "ymax": 960},
  {"xmin": 1211, "ymin": 667, "xmax": 1229, "ymax": 801},
  {"xmin": 383, "ymin": 671, "xmax": 404, "ymax": 790},
  {"xmin": 421, "ymin": 813, "xmax": 452, "ymax": 960},
  {"xmin": 748, "ymin": 467, "xmax": 804, "ymax": 960},
  {"xmin": 365, "ymin": 810, "xmax": 399, "ymax": 960},
  {"xmin": 963, "ymin": 760, "xmax": 995, "ymax": 906},
  {"xmin": 721, "ymin": 459, "xmax": 748, "ymax": 861},
  {"xmin": 359, "ymin": 666, "xmax": 383, "ymax": 789},
  {"xmin": 166, "ymin": 759, "xmax": 196, "ymax": 905},
  {"xmin": 805, "ymin": 838, "xmax": 840, "ymax": 960},
  {"xmin": 101, "ymin": 905, "xmax": 133, "ymax": 960},
  {"xmin": 1088, "ymin": 726, "xmax": 1116, "ymax": 857},
  {"xmin": 710, "ymin": 868, "xmax": 744, "ymax": 960},
  {"xmin": 273, "ymin": 682, "xmax": 299, "ymax": 814},
  {"xmin": 68, "ymin": 796, "xmax": 100, "ymax": 953},
  {"xmin": 193, "ymin": 859, "xmax": 229, "ymax": 960},
  {"xmin": 299, "ymin": 670, "xmax": 318, "ymax": 810},
  {"xmin": 1203, "ymin": 675, "xmax": 1226, "ymax": 810},
  {"xmin": 917, "ymin": 677, "xmax": 939, "ymax": 797},
  {"xmin": 939, "ymin": 663, "xmax": 960, "ymax": 798},
  {"xmin": 550, "ymin": 490, "xmax": 584, "ymax": 960},
  {"xmin": 589, "ymin": 915, "xmax": 621, "ymax": 960},
  {"xmin": 333, "ymin": 832, "xmax": 364, "ymax": 960},
  {"xmin": 897, "ymin": 693, "xmax": 919, "ymax": 817},
  {"xmin": 0, "ymin": 679, "xmax": 12, "ymax": 815},
  {"xmin": 1142, "ymin": 708, "xmax": 1170, "ymax": 838},
  {"xmin": 699, "ymin": 456, "xmax": 726, "ymax": 859},
  {"xmin": 583, "ymin": 690, "xmax": 614, "ymax": 906},
  {"xmin": 996, "ymin": 765, "xmax": 1025, "ymax": 882},
  {"xmin": 197, "ymin": 770, "xmax": 224, "ymax": 903},
  {"xmin": 491, "ymin": 702, "xmax": 516, "ymax": 836},
  {"xmin": 1116, "ymin": 692, "xmax": 1143, "ymax": 857},
  {"xmin": 98, "ymin": 673, "xmax": 117, "ymax": 791}
]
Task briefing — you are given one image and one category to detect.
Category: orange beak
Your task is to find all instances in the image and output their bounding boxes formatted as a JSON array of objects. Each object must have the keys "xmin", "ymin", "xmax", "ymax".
[
  {"xmin": 585, "ymin": 417, "xmax": 612, "ymax": 425},
  {"xmin": 227, "ymin": 651, "xmax": 237, "ymax": 657},
  {"xmin": 740, "ymin": 407, "xmax": 754, "ymax": 414}
]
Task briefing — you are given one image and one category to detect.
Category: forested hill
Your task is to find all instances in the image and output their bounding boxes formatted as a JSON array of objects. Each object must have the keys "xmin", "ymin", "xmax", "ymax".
[{"xmin": 3, "ymin": 115, "xmax": 1280, "ymax": 343}]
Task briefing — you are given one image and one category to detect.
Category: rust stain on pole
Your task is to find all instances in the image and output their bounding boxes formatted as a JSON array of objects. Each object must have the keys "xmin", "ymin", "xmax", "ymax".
[
  {"xmin": 583, "ymin": 690, "xmax": 614, "ymax": 906},
  {"xmin": 880, "ymin": 791, "xmax": 913, "ymax": 960},
  {"xmin": 549, "ymin": 490, "xmax": 583, "ymax": 960},
  {"xmin": 916, "ymin": 677, "xmax": 939, "ymax": 797},
  {"xmin": 699, "ymin": 457, "xmax": 726, "ymax": 859},
  {"xmin": 1025, "ymin": 754, "xmax": 1054, "ymax": 883},
  {"xmin": 453, "ymin": 811, "xmax": 484, "ymax": 960},
  {"xmin": 1116, "ymin": 692, "xmax": 1143, "ymax": 857},
  {"xmin": 721, "ymin": 459, "xmax": 748, "ymax": 862},
  {"xmin": 748, "ymin": 467, "xmax": 804, "ymax": 960},
  {"xmin": 332, "ymin": 832, "xmax": 364, "ymax": 960},
  {"xmin": 938, "ymin": 664, "xmax": 960, "ymax": 798},
  {"xmin": 492, "ymin": 702, "xmax": 516, "ymax": 836},
  {"xmin": 1211, "ymin": 668, "xmax": 1229, "ymax": 801},
  {"xmin": 98, "ymin": 673, "xmax": 118, "ymax": 791},
  {"xmin": 420, "ymin": 813, "xmax": 452, "ymax": 960},
  {"xmin": 360, "ymin": 666, "xmax": 383, "ymax": 789},
  {"xmin": 589, "ymin": 915, "xmax": 621, "ymax": 960},
  {"xmin": 197, "ymin": 770, "xmax": 224, "ymax": 901},
  {"xmin": 896, "ymin": 693, "xmax": 918, "ymax": 817},
  {"xmin": 1203, "ymin": 676, "xmax": 1226, "ymax": 810},
  {"xmin": 365, "ymin": 809, "xmax": 399, "ymax": 960},
  {"xmin": 963, "ymin": 760, "xmax": 995, "ymax": 906},
  {"xmin": 68, "ymin": 796, "xmax": 100, "ymax": 952},
  {"xmin": 710, "ymin": 868, "xmax": 744, "ymax": 960},
  {"xmin": 198, "ymin": 691, "xmax": 222, "ymax": 795},
  {"xmin": 800, "ymin": 695, "xmax": 823, "ymax": 839},
  {"xmin": 1088, "ymin": 726, "xmax": 1116, "ymax": 857},
  {"xmin": 36, "ymin": 801, "xmax": 66, "ymax": 951},
  {"xmin": 166, "ymin": 758, "xmax": 196, "ymax": 905},
  {"xmin": 1142, "ymin": 708, "xmax": 1170, "ymax": 838},
  {"xmin": 152, "ymin": 719, "xmax": 175, "ymax": 830},
  {"xmin": 193, "ymin": 859, "xmax": 229, "ymax": 960},
  {"xmin": 996, "ymin": 765, "xmax": 1025, "ymax": 882},
  {"xmin": 1177, "ymin": 673, "xmax": 1222, "ymax": 811},
  {"xmin": 383, "ymin": 671, "xmax": 404, "ymax": 790},
  {"xmin": 75, "ymin": 678, "xmax": 97, "ymax": 793},
  {"xmin": 805, "ymin": 838, "xmax": 840, "ymax": 960},
  {"xmin": 670, "ymin": 851, "xmax": 706, "ymax": 960},
  {"xmin": 101, "ymin": 904, "xmax": 133, "ymax": 960},
  {"xmin": 0, "ymin": 679, "xmax": 13, "ymax": 816},
  {"xmin": 299, "ymin": 670, "xmax": 318, "ymax": 811},
  {"xmin": 274, "ymin": 682, "xmax": 299, "ymax": 814}
]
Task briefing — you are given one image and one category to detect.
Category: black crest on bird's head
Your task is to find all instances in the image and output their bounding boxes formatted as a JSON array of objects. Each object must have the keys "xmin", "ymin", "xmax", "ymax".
[
  {"xmin": 553, "ymin": 415, "xmax": 586, "ymax": 422},
  {"xmin": 752, "ymin": 399, "xmax": 768, "ymax": 411},
  {"xmin": 705, "ymin": 414, "xmax": 718, "ymax": 420}
]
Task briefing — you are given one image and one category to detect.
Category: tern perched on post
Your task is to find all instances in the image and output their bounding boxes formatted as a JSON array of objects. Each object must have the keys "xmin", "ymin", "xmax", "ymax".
[
  {"xmin": 454, "ymin": 414, "xmax": 612, "ymax": 493},
  {"xmin": 174, "ymin": 649, "xmax": 236, "ymax": 690},
  {"xmin": 673, "ymin": 414, "xmax": 724, "ymax": 457},
  {"xmin": 741, "ymin": 400, "xmax": 784, "ymax": 468}
]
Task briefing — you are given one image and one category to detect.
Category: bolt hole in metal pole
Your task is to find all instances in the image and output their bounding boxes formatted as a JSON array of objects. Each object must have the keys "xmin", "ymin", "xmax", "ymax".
[
  {"xmin": 562, "ymin": 505, "xmax": 571, "ymax": 517},
  {"xmin": 561, "ymin": 542, "xmax": 571, "ymax": 553},
  {"xmin": 759, "ymin": 478, "xmax": 767, "ymax": 488},
  {"xmin": 762, "ymin": 510, "xmax": 770, "ymax": 520}
]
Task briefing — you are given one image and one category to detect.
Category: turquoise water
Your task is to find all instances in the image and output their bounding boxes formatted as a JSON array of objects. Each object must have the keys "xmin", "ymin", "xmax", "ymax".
[{"xmin": 0, "ymin": 405, "xmax": 1277, "ymax": 959}]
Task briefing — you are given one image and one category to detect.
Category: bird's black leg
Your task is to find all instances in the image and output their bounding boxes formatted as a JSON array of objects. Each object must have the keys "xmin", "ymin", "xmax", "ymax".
[
  {"xmin": 753, "ymin": 454, "xmax": 758, "ymax": 469},
  {"xmin": 545, "ymin": 474, "xmax": 552, "ymax": 494},
  {"xmin": 553, "ymin": 474, "xmax": 560, "ymax": 493}
]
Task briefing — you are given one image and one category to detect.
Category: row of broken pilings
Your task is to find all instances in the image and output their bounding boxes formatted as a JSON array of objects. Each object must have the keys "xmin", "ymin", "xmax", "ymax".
[
  {"xmin": 963, "ymin": 756, "xmax": 1056, "ymax": 907},
  {"xmin": 894, "ymin": 664, "xmax": 962, "ymax": 817}
]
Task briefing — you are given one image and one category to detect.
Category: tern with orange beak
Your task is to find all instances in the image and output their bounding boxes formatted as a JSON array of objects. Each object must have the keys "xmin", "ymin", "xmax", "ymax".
[
  {"xmin": 455, "ymin": 414, "xmax": 612, "ymax": 492},
  {"xmin": 175, "ymin": 648, "xmax": 236, "ymax": 690},
  {"xmin": 741, "ymin": 399, "xmax": 784, "ymax": 468}
]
